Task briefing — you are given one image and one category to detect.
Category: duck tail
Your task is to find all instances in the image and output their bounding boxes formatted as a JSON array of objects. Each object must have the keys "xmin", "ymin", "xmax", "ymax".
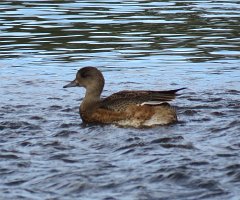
[{"xmin": 160, "ymin": 87, "xmax": 187, "ymax": 94}]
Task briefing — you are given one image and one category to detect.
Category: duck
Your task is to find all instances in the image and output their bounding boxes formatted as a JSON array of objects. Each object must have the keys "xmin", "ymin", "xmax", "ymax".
[{"xmin": 63, "ymin": 67, "xmax": 185, "ymax": 128}]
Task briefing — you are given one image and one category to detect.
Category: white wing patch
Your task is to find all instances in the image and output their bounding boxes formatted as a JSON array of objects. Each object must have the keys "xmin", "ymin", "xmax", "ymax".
[{"xmin": 140, "ymin": 101, "xmax": 165, "ymax": 106}]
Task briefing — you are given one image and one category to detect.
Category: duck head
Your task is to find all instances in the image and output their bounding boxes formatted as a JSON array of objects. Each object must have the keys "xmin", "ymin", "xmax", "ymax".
[{"xmin": 63, "ymin": 67, "xmax": 105, "ymax": 96}]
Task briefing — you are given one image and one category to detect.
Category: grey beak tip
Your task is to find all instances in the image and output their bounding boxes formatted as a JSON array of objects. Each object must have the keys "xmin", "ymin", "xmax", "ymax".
[{"xmin": 63, "ymin": 80, "xmax": 78, "ymax": 88}]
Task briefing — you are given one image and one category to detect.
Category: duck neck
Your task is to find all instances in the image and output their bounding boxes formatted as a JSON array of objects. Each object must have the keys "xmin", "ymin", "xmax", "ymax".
[{"xmin": 80, "ymin": 87, "xmax": 102, "ymax": 112}]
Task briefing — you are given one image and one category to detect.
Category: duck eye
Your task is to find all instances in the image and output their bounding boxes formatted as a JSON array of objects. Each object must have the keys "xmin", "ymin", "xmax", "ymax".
[
  {"xmin": 78, "ymin": 67, "xmax": 95, "ymax": 78},
  {"xmin": 77, "ymin": 69, "xmax": 90, "ymax": 78},
  {"xmin": 81, "ymin": 71, "xmax": 90, "ymax": 78}
]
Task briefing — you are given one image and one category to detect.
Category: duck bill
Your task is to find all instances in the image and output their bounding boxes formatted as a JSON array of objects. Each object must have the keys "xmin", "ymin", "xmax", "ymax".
[{"xmin": 63, "ymin": 80, "xmax": 79, "ymax": 88}]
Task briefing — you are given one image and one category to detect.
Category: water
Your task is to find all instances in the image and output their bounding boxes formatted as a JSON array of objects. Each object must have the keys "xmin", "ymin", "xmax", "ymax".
[{"xmin": 0, "ymin": 0, "xmax": 240, "ymax": 199}]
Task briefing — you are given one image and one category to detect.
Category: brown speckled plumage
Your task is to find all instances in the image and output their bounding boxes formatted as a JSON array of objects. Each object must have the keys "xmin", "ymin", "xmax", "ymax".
[
  {"xmin": 101, "ymin": 89, "xmax": 185, "ymax": 112},
  {"xmin": 63, "ymin": 67, "xmax": 185, "ymax": 128}
]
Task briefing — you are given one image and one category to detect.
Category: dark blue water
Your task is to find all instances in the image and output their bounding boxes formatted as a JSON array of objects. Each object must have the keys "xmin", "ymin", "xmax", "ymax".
[{"xmin": 1, "ymin": 1, "xmax": 240, "ymax": 199}]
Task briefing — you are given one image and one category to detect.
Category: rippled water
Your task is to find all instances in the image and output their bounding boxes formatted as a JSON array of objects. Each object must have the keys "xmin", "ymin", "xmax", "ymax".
[{"xmin": 1, "ymin": 0, "xmax": 240, "ymax": 199}]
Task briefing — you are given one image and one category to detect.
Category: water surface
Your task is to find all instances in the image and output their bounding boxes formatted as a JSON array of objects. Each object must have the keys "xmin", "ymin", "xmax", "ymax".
[{"xmin": 1, "ymin": 0, "xmax": 240, "ymax": 199}]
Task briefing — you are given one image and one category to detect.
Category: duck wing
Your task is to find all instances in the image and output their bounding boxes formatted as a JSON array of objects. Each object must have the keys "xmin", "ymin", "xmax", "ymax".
[{"xmin": 100, "ymin": 88, "xmax": 186, "ymax": 111}]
